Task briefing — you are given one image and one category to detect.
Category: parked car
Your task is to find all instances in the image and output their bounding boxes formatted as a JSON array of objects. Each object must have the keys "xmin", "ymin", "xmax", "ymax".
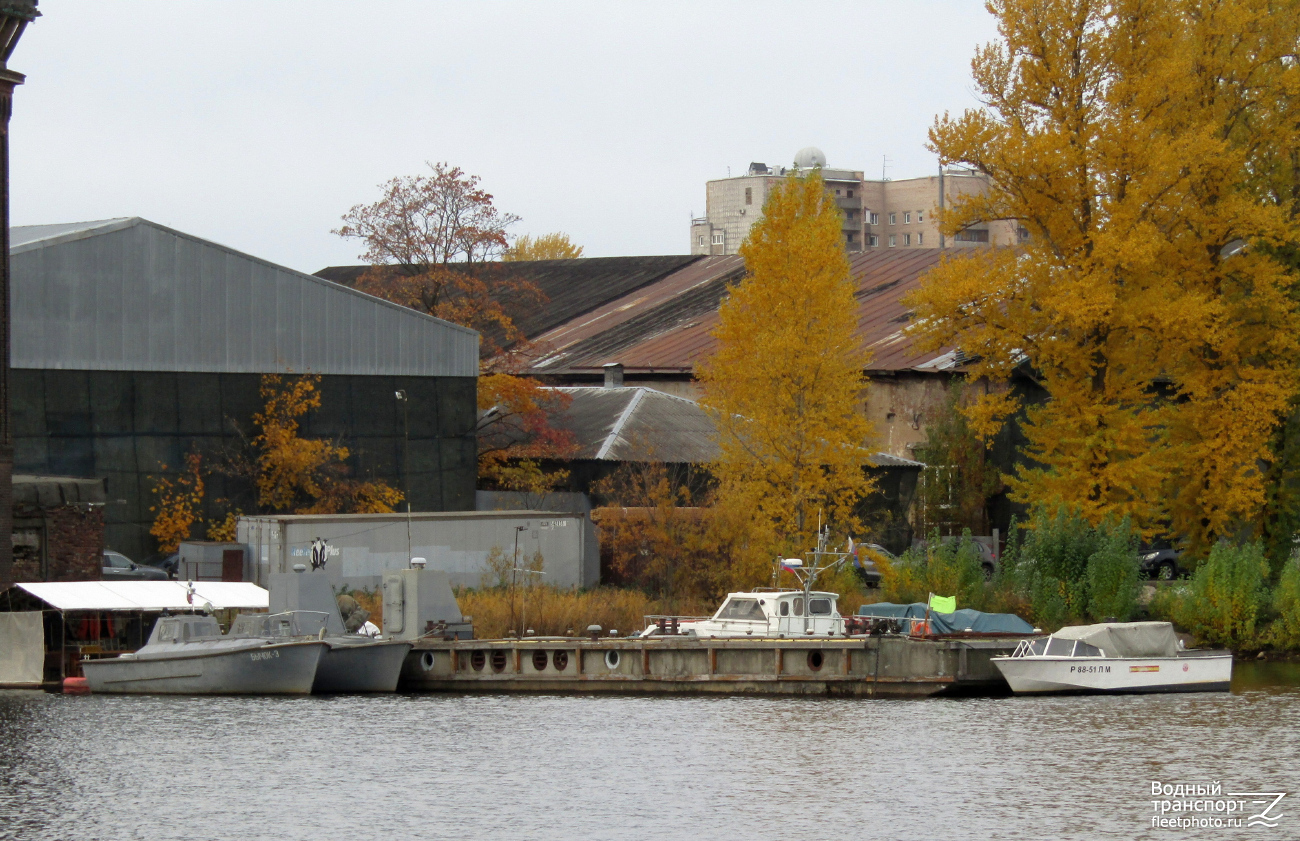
[
  {"xmin": 1139, "ymin": 547, "xmax": 1181, "ymax": 581},
  {"xmin": 102, "ymin": 550, "xmax": 168, "ymax": 581},
  {"xmin": 854, "ymin": 543, "xmax": 891, "ymax": 588},
  {"xmin": 142, "ymin": 552, "xmax": 179, "ymax": 579}
]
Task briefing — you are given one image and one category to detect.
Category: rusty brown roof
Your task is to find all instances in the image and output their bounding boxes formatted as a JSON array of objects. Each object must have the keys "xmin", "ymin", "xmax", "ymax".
[{"xmin": 528, "ymin": 249, "xmax": 952, "ymax": 376}]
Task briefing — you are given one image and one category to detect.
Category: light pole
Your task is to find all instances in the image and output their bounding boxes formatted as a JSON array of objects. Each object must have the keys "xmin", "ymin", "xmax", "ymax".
[
  {"xmin": 394, "ymin": 390, "xmax": 410, "ymax": 512},
  {"xmin": 510, "ymin": 524, "xmax": 527, "ymax": 637},
  {"xmin": 0, "ymin": 1, "xmax": 38, "ymax": 591}
]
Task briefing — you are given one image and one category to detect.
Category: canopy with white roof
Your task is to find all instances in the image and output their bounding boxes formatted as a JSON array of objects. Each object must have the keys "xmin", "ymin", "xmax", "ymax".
[{"xmin": 11, "ymin": 581, "xmax": 268, "ymax": 612}]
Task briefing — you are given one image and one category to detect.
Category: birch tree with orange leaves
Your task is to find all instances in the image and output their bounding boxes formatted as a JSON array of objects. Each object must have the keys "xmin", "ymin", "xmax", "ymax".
[
  {"xmin": 699, "ymin": 170, "xmax": 875, "ymax": 555},
  {"xmin": 908, "ymin": 0, "xmax": 1300, "ymax": 552}
]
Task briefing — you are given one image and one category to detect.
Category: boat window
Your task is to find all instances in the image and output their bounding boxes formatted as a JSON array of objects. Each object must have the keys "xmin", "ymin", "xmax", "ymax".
[
  {"xmin": 780, "ymin": 602, "xmax": 789, "ymax": 616},
  {"xmin": 717, "ymin": 598, "xmax": 766, "ymax": 621},
  {"xmin": 808, "ymin": 598, "xmax": 832, "ymax": 616},
  {"xmin": 1046, "ymin": 637, "xmax": 1075, "ymax": 657},
  {"xmin": 793, "ymin": 598, "xmax": 804, "ymax": 616},
  {"xmin": 156, "ymin": 620, "xmax": 178, "ymax": 643},
  {"xmin": 1027, "ymin": 639, "xmax": 1048, "ymax": 656},
  {"xmin": 1073, "ymin": 642, "xmax": 1103, "ymax": 657}
]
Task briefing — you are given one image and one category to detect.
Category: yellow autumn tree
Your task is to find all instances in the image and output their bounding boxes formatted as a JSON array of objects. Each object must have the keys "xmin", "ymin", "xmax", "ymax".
[
  {"xmin": 503, "ymin": 232, "xmax": 584, "ymax": 261},
  {"xmin": 149, "ymin": 452, "xmax": 205, "ymax": 553},
  {"xmin": 908, "ymin": 0, "xmax": 1300, "ymax": 551},
  {"xmin": 253, "ymin": 374, "xmax": 403, "ymax": 514},
  {"xmin": 698, "ymin": 169, "xmax": 875, "ymax": 556}
]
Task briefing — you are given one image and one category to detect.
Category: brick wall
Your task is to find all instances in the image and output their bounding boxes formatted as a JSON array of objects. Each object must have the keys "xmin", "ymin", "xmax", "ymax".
[{"xmin": 12, "ymin": 503, "xmax": 104, "ymax": 582}]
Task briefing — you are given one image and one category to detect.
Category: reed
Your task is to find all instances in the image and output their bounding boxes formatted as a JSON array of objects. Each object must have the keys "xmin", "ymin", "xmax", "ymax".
[{"xmin": 456, "ymin": 586, "xmax": 713, "ymax": 639}]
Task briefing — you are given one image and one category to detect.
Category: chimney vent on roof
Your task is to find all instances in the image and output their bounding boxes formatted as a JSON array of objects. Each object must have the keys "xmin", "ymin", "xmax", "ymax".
[{"xmin": 603, "ymin": 363, "xmax": 624, "ymax": 389}]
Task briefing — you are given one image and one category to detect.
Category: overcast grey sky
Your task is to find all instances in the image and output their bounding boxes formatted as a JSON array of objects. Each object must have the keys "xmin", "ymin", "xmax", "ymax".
[{"xmin": 10, "ymin": 1, "xmax": 998, "ymax": 274}]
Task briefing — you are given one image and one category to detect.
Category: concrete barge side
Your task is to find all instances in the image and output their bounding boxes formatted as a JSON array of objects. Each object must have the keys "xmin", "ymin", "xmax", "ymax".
[{"xmin": 400, "ymin": 636, "xmax": 1018, "ymax": 697}]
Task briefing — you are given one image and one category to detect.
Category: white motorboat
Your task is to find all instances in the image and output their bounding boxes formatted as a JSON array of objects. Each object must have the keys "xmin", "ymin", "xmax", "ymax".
[
  {"xmin": 81, "ymin": 613, "xmax": 327, "ymax": 695},
  {"xmin": 992, "ymin": 621, "xmax": 1232, "ymax": 694},
  {"xmin": 642, "ymin": 589, "xmax": 846, "ymax": 638}
]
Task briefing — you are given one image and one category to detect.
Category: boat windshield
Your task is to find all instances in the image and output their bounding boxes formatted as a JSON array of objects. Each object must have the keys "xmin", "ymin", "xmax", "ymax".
[
  {"xmin": 230, "ymin": 612, "xmax": 329, "ymax": 639},
  {"xmin": 717, "ymin": 599, "xmax": 766, "ymax": 621},
  {"xmin": 1046, "ymin": 637, "xmax": 1075, "ymax": 656},
  {"xmin": 1073, "ymin": 642, "xmax": 1103, "ymax": 657},
  {"xmin": 808, "ymin": 598, "xmax": 833, "ymax": 616}
]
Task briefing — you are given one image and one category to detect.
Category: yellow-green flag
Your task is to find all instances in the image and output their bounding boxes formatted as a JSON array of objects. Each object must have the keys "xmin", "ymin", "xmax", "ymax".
[{"xmin": 929, "ymin": 593, "xmax": 956, "ymax": 614}]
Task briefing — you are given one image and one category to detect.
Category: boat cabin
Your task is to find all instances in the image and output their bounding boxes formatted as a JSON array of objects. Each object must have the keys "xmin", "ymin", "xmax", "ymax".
[
  {"xmin": 148, "ymin": 615, "xmax": 224, "ymax": 645},
  {"xmin": 668, "ymin": 590, "xmax": 843, "ymax": 637}
]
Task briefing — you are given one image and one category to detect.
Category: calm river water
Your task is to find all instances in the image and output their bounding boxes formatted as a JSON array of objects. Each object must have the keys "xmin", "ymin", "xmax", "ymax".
[{"xmin": 1, "ymin": 663, "xmax": 1298, "ymax": 841}]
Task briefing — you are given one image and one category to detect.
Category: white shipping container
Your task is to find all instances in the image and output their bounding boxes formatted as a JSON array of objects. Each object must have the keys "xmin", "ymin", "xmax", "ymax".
[{"xmin": 236, "ymin": 511, "xmax": 590, "ymax": 591}]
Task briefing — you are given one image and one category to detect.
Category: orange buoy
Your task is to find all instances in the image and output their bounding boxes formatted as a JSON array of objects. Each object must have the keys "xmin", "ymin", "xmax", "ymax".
[{"xmin": 62, "ymin": 676, "xmax": 90, "ymax": 695}]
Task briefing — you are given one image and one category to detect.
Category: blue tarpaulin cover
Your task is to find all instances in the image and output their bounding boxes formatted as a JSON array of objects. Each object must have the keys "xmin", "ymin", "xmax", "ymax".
[{"xmin": 856, "ymin": 602, "xmax": 1035, "ymax": 634}]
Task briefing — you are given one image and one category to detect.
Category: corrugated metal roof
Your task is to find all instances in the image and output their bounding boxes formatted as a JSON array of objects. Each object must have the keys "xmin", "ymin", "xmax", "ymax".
[
  {"xmin": 548, "ymin": 386, "xmax": 923, "ymax": 469},
  {"xmin": 10, "ymin": 218, "xmax": 479, "ymax": 377},
  {"xmin": 552, "ymin": 386, "xmax": 720, "ymax": 462},
  {"xmin": 527, "ymin": 249, "xmax": 955, "ymax": 376},
  {"xmin": 11, "ymin": 218, "xmax": 135, "ymax": 249},
  {"xmin": 316, "ymin": 255, "xmax": 700, "ymax": 347},
  {"xmin": 14, "ymin": 581, "xmax": 269, "ymax": 611}
]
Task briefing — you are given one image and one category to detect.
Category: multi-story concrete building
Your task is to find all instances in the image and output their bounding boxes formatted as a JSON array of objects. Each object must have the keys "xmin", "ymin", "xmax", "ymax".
[{"xmin": 690, "ymin": 148, "xmax": 1024, "ymax": 255}]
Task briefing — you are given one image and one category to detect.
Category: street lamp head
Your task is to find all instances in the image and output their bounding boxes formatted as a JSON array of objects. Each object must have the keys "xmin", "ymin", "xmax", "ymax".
[
  {"xmin": 0, "ymin": 1, "xmax": 38, "ymax": 65},
  {"xmin": 394, "ymin": 389, "xmax": 407, "ymax": 401}
]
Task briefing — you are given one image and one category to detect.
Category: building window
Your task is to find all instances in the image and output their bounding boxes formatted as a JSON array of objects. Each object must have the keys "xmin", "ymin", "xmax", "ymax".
[
  {"xmin": 889, "ymin": 213, "xmax": 896, "ymax": 225},
  {"xmin": 869, "ymin": 235, "xmax": 879, "ymax": 247},
  {"xmin": 698, "ymin": 236, "xmax": 705, "ymax": 247},
  {"xmin": 712, "ymin": 232, "xmax": 725, "ymax": 246},
  {"xmin": 917, "ymin": 210, "xmax": 924, "ymax": 223},
  {"xmin": 904, "ymin": 212, "xmax": 911, "ymax": 224},
  {"xmin": 847, "ymin": 189, "xmax": 854, "ymax": 198},
  {"xmin": 847, "ymin": 232, "xmax": 855, "ymax": 243},
  {"xmin": 888, "ymin": 235, "xmax": 896, "ymax": 247},
  {"xmin": 870, "ymin": 212, "xmax": 879, "ymax": 225},
  {"xmin": 917, "ymin": 232, "xmax": 924, "ymax": 245},
  {"xmin": 1018, "ymin": 225, "xmax": 1032, "ymax": 242},
  {"xmin": 835, "ymin": 188, "xmax": 842, "ymax": 196},
  {"xmin": 745, "ymin": 187, "xmax": 752, "ymax": 206},
  {"xmin": 954, "ymin": 228, "xmax": 991, "ymax": 243},
  {"xmin": 845, "ymin": 209, "xmax": 854, "ymax": 221},
  {"xmin": 904, "ymin": 233, "xmax": 911, "ymax": 246}
]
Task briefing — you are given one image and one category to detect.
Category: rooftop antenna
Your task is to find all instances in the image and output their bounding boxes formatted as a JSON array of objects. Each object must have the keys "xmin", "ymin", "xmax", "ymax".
[
  {"xmin": 775, "ymin": 522, "xmax": 851, "ymax": 634},
  {"xmin": 882, "ymin": 155, "xmax": 892, "ymax": 181}
]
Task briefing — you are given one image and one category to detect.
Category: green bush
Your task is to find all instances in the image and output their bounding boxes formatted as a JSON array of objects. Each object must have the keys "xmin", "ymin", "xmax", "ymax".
[
  {"xmin": 1001, "ymin": 504, "xmax": 1139, "ymax": 629},
  {"xmin": 1268, "ymin": 556, "xmax": 1300, "ymax": 649},
  {"xmin": 1169, "ymin": 542, "xmax": 1270, "ymax": 650},
  {"xmin": 1086, "ymin": 529, "xmax": 1141, "ymax": 622},
  {"xmin": 877, "ymin": 529, "xmax": 988, "ymax": 610}
]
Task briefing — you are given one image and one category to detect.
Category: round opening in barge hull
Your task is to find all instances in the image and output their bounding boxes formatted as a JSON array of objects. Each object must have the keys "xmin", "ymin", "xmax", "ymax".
[
  {"xmin": 532, "ymin": 650, "xmax": 549, "ymax": 671},
  {"xmin": 470, "ymin": 651, "xmax": 486, "ymax": 672},
  {"xmin": 807, "ymin": 650, "xmax": 824, "ymax": 672},
  {"xmin": 491, "ymin": 650, "xmax": 508, "ymax": 673},
  {"xmin": 420, "ymin": 651, "xmax": 436, "ymax": 671},
  {"xmin": 605, "ymin": 650, "xmax": 621, "ymax": 670},
  {"xmin": 552, "ymin": 650, "xmax": 569, "ymax": 671}
]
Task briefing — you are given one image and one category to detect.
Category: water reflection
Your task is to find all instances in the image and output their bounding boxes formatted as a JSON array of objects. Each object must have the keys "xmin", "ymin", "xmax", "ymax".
[{"xmin": 0, "ymin": 666, "xmax": 1297, "ymax": 841}]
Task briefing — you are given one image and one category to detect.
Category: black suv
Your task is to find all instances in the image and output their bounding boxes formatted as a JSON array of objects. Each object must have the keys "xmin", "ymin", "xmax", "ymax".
[{"xmin": 1139, "ymin": 548, "xmax": 1181, "ymax": 581}]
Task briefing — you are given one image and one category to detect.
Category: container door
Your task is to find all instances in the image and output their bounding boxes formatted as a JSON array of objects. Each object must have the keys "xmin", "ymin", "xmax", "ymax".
[
  {"xmin": 221, "ymin": 549, "xmax": 243, "ymax": 582},
  {"xmin": 382, "ymin": 574, "xmax": 404, "ymax": 635}
]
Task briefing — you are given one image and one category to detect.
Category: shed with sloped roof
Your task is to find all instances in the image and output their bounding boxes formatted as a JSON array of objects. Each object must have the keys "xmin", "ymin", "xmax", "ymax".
[{"xmin": 11, "ymin": 218, "xmax": 480, "ymax": 564}]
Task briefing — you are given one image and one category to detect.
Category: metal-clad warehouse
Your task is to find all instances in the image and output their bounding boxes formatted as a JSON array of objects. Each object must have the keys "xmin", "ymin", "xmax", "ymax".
[{"xmin": 10, "ymin": 217, "xmax": 480, "ymax": 562}]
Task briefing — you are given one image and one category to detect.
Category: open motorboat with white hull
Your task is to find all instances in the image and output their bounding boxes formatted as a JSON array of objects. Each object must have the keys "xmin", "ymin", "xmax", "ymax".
[
  {"xmin": 80, "ymin": 613, "xmax": 327, "ymax": 695},
  {"xmin": 992, "ymin": 621, "xmax": 1232, "ymax": 694},
  {"xmin": 229, "ymin": 609, "xmax": 413, "ymax": 693}
]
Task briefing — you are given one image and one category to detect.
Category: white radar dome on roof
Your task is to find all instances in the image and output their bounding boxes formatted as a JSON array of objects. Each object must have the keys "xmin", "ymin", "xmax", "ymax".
[{"xmin": 793, "ymin": 147, "xmax": 827, "ymax": 169}]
